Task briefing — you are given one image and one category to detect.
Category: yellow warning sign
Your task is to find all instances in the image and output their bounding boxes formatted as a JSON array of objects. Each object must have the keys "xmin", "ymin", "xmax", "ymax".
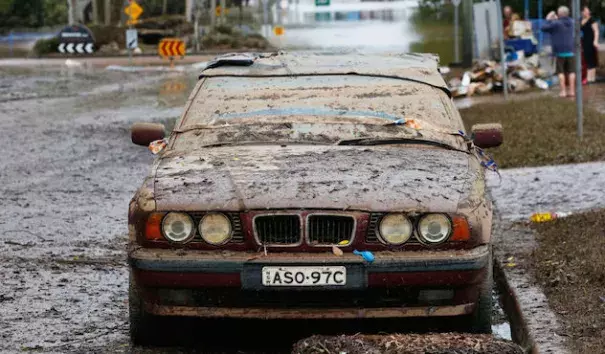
[{"xmin": 125, "ymin": 1, "xmax": 144, "ymax": 23}]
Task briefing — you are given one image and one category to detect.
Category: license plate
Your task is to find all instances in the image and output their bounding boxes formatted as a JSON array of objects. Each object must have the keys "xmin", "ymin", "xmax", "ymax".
[{"xmin": 262, "ymin": 266, "xmax": 346, "ymax": 287}]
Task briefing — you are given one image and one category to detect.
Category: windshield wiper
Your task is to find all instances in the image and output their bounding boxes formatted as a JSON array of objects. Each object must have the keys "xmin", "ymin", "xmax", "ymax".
[
  {"xmin": 201, "ymin": 140, "xmax": 331, "ymax": 148},
  {"xmin": 336, "ymin": 138, "xmax": 461, "ymax": 152}
]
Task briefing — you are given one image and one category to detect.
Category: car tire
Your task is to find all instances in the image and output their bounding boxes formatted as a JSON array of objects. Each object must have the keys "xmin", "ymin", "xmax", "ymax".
[
  {"xmin": 466, "ymin": 248, "xmax": 493, "ymax": 334},
  {"xmin": 129, "ymin": 271, "xmax": 163, "ymax": 346}
]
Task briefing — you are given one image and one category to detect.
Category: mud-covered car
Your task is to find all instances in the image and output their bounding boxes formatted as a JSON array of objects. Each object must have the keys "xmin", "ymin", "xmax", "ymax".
[{"xmin": 127, "ymin": 52, "xmax": 503, "ymax": 345}]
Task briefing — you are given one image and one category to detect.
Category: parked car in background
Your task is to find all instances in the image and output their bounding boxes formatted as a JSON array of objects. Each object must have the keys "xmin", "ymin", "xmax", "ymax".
[{"xmin": 127, "ymin": 51, "xmax": 503, "ymax": 345}]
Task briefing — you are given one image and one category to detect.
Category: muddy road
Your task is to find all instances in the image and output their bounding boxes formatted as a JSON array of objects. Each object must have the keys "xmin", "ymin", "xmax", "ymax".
[
  {"xmin": 0, "ymin": 64, "xmax": 515, "ymax": 353},
  {"xmin": 0, "ymin": 65, "xmax": 188, "ymax": 353}
]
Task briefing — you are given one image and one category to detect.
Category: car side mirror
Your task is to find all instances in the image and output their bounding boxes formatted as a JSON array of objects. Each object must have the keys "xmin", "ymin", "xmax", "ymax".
[
  {"xmin": 131, "ymin": 122, "xmax": 166, "ymax": 146},
  {"xmin": 471, "ymin": 123, "xmax": 503, "ymax": 148}
]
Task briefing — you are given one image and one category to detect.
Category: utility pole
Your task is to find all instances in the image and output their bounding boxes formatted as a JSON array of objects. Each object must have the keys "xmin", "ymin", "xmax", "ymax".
[
  {"xmin": 572, "ymin": 0, "xmax": 583, "ymax": 138},
  {"xmin": 105, "ymin": 0, "xmax": 112, "ymax": 25},
  {"xmin": 462, "ymin": 0, "xmax": 473, "ymax": 67}
]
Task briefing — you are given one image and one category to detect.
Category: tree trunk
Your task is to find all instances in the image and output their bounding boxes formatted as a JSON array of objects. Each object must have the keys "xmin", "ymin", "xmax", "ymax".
[
  {"xmin": 92, "ymin": 0, "xmax": 99, "ymax": 24},
  {"xmin": 104, "ymin": 0, "xmax": 111, "ymax": 25},
  {"xmin": 162, "ymin": 0, "xmax": 168, "ymax": 15}
]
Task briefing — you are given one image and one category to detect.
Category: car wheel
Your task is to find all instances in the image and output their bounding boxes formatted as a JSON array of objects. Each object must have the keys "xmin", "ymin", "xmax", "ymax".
[
  {"xmin": 466, "ymin": 248, "xmax": 493, "ymax": 333},
  {"xmin": 129, "ymin": 271, "xmax": 163, "ymax": 346}
]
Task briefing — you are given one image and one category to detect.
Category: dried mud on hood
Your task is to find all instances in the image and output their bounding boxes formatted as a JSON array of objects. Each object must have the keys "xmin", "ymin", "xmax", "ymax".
[{"xmin": 153, "ymin": 145, "xmax": 480, "ymax": 212}]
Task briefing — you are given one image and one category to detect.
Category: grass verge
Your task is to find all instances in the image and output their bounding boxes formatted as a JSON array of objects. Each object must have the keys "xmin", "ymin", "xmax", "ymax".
[
  {"xmin": 531, "ymin": 210, "xmax": 605, "ymax": 354},
  {"xmin": 461, "ymin": 97, "xmax": 605, "ymax": 169}
]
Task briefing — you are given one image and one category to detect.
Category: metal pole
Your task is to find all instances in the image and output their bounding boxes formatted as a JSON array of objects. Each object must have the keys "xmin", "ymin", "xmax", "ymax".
[
  {"xmin": 128, "ymin": 12, "xmax": 133, "ymax": 65},
  {"xmin": 262, "ymin": 0, "xmax": 269, "ymax": 38},
  {"xmin": 538, "ymin": 0, "xmax": 543, "ymax": 52},
  {"xmin": 573, "ymin": 0, "xmax": 583, "ymax": 138},
  {"xmin": 454, "ymin": 2, "xmax": 460, "ymax": 63},
  {"xmin": 495, "ymin": 0, "xmax": 508, "ymax": 99}
]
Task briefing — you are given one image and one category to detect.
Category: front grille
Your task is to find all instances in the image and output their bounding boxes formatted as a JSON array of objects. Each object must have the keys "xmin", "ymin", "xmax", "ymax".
[
  {"xmin": 366, "ymin": 213, "xmax": 382, "ymax": 243},
  {"xmin": 308, "ymin": 215, "xmax": 355, "ymax": 245},
  {"xmin": 255, "ymin": 215, "xmax": 301, "ymax": 245}
]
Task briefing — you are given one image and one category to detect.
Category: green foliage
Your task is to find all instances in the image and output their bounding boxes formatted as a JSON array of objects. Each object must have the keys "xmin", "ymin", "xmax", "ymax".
[
  {"xmin": 0, "ymin": 0, "xmax": 67, "ymax": 30},
  {"xmin": 31, "ymin": 35, "xmax": 59, "ymax": 56}
]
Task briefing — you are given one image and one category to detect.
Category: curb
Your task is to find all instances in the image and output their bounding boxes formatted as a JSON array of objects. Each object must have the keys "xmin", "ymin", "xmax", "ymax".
[{"xmin": 494, "ymin": 259, "xmax": 537, "ymax": 354}]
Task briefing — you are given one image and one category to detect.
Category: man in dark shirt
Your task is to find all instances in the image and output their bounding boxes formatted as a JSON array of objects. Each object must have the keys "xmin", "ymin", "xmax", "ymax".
[{"xmin": 542, "ymin": 6, "xmax": 576, "ymax": 97}]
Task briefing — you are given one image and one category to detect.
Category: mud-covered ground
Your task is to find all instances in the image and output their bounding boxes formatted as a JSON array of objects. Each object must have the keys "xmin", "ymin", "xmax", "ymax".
[
  {"xmin": 0, "ymin": 63, "xmax": 515, "ymax": 353},
  {"xmin": 0, "ymin": 65, "xmax": 189, "ymax": 353}
]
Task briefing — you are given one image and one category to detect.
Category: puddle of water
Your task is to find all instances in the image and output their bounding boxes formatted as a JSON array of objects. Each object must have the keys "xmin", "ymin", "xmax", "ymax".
[
  {"xmin": 492, "ymin": 322, "xmax": 513, "ymax": 340},
  {"xmin": 492, "ymin": 283, "xmax": 513, "ymax": 340}
]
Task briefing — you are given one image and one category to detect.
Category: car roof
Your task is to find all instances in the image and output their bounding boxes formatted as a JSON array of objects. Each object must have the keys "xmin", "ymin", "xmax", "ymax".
[{"xmin": 198, "ymin": 51, "xmax": 450, "ymax": 97}]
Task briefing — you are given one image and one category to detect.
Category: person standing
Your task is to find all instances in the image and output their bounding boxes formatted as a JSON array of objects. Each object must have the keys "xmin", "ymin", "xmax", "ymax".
[
  {"xmin": 581, "ymin": 6, "xmax": 600, "ymax": 83},
  {"xmin": 503, "ymin": 6, "xmax": 515, "ymax": 40},
  {"xmin": 542, "ymin": 6, "xmax": 576, "ymax": 97}
]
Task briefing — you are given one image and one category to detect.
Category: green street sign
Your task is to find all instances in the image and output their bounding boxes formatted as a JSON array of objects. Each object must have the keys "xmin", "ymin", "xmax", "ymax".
[{"xmin": 315, "ymin": 0, "xmax": 330, "ymax": 6}]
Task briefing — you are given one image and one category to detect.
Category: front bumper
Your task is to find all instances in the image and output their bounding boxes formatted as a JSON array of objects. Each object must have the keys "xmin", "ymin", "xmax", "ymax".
[{"xmin": 129, "ymin": 245, "xmax": 490, "ymax": 319}]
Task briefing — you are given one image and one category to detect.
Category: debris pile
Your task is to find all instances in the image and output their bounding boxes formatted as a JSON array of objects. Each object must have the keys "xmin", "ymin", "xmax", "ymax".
[
  {"xmin": 447, "ymin": 52, "xmax": 552, "ymax": 98},
  {"xmin": 293, "ymin": 333, "xmax": 525, "ymax": 354}
]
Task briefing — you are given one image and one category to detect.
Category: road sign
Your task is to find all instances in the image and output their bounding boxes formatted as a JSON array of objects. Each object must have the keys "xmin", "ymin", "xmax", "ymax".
[
  {"xmin": 126, "ymin": 29, "xmax": 138, "ymax": 49},
  {"xmin": 273, "ymin": 26, "xmax": 285, "ymax": 36},
  {"xmin": 159, "ymin": 38, "xmax": 186, "ymax": 58},
  {"xmin": 57, "ymin": 24, "xmax": 95, "ymax": 55},
  {"xmin": 58, "ymin": 42, "xmax": 94, "ymax": 54},
  {"xmin": 315, "ymin": 0, "xmax": 330, "ymax": 6},
  {"xmin": 124, "ymin": 0, "xmax": 143, "ymax": 24},
  {"xmin": 452, "ymin": 0, "xmax": 461, "ymax": 6}
]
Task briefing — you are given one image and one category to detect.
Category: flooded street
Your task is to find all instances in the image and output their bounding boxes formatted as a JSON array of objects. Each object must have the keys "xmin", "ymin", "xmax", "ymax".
[{"xmin": 266, "ymin": 1, "xmax": 420, "ymax": 51}]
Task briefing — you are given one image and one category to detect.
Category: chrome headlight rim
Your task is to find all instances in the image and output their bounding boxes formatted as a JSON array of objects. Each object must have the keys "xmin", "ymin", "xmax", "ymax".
[
  {"xmin": 377, "ymin": 213, "xmax": 414, "ymax": 245},
  {"xmin": 416, "ymin": 213, "xmax": 453, "ymax": 245},
  {"xmin": 161, "ymin": 212, "xmax": 195, "ymax": 243},
  {"xmin": 199, "ymin": 212, "xmax": 233, "ymax": 246}
]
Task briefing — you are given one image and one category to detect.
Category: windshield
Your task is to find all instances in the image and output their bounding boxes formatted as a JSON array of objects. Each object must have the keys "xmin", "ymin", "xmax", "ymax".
[{"xmin": 171, "ymin": 75, "xmax": 466, "ymax": 151}]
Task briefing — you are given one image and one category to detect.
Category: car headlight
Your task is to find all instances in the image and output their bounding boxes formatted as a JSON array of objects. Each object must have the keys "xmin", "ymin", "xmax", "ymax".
[
  {"xmin": 418, "ymin": 214, "xmax": 452, "ymax": 244},
  {"xmin": 161, "ymin": 212, "xmax": 195, "ymax": 243},
  {"xmin": 199, "ymin": 213, "xmax": 232, "ymax": 245},
  {"xmin": 378, "ymin": 213, "xmax": 413, "ymax": 245}
]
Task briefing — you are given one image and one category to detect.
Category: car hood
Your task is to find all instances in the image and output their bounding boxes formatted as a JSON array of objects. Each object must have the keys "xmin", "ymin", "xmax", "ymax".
[{"xmin": 153, "ymin": 145, "xmax": 481, "ymax": 212}]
